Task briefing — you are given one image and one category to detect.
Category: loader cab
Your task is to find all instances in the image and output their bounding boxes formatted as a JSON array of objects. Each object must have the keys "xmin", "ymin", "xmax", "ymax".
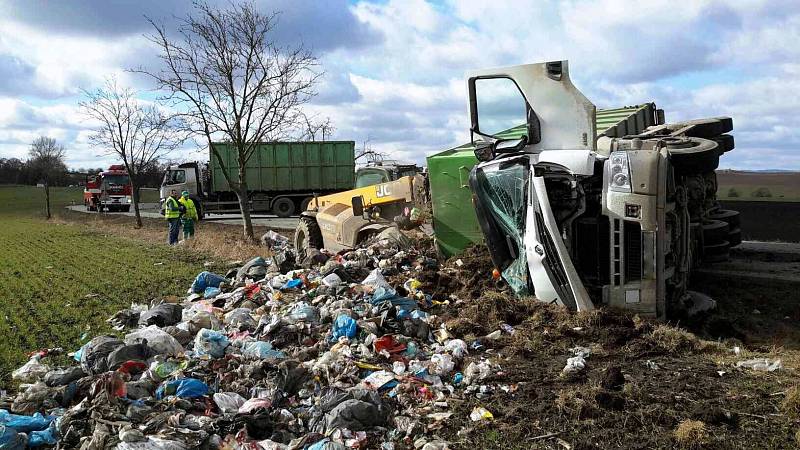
[{"xmin": 355, "ymin": 162, "xmax": 422, "ymax": 188}]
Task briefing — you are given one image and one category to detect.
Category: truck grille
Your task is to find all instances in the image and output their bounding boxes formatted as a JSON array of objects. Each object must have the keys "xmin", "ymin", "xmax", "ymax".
[
  {"xmin": 535, "ymin": 211, "xmax": 576, "ymax": 309},
  {"xmin": 624, "ymin": 221, "xmax": 642, "ymax": 282}
]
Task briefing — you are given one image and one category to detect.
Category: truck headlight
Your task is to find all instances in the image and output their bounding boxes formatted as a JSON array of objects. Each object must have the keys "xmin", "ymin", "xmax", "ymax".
[{"xmin": 609, "ymin": 151, "xmax": 631, "ymax": 192}]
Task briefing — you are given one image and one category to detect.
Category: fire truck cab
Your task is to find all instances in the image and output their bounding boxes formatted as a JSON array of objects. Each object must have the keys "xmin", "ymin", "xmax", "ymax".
[{"xmin": 84, "ymin": 165, "xmax": 133, "ymax": 212}]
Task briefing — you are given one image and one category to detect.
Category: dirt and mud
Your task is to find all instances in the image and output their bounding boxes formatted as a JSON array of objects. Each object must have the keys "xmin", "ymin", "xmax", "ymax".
[{"xmin": 408, "ymin": 243, "xmax": 800, "ymax": 449}]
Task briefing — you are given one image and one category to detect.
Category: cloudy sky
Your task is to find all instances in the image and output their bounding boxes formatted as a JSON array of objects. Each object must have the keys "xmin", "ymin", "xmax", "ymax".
[{"xmin": 0, "ymin": 0, "xmax": 798, "ymax": 170}]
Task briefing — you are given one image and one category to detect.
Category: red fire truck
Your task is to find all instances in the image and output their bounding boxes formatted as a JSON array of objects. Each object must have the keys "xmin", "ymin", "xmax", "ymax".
[{"xmin": 84, "ymin": 165, "xmax": 133, "ymax": 212}]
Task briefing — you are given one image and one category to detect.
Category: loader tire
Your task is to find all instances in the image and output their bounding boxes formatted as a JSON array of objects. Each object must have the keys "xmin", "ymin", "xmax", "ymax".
[
  {"xmin": 703, "ymin": 240, "xmax": 730, "ymax": 263},
  {"xmin": 666, "ymin": 137, "xmax": 720, "ymax": 174},
  {"xmin": 708, "ymin": 209, "xmax": 740, "ymax": 229},
  {"xmin": 702, "ymin": 219, "xmax": 730, "ymax": 246},
  {"xmin": 294, "ymin": 216, "xmax": 323, "ymax": 259}
]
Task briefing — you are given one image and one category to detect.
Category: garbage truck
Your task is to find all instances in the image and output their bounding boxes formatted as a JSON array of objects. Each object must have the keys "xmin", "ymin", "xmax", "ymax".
[
  {"xmin": 161, "ymin": 141, "xmax": 355, "ymax": 218},
  {"xmin": 464, "ymin": 60, "xmax": 739, "ymax": 319},
  {"xmin": 83, "ymin": 165, "xmax": 133, "ymax": 212}
]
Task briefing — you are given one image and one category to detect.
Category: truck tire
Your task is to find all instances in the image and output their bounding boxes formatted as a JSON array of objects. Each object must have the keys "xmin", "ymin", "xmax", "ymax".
[
  {"xmin": 666, "ymin": 137, "xmax": 720, "ymax": 174},
  {"xmin": 294, "ymin": 216, "xmax": 323, "ymax": 258},
  {"xmin": 702, "ymin": 219, "xmax": 729, "ymax": 246},
  {"xmin": 671, "ymin": 117, "xmax": 732, "ymax": 139},
  {"xmin": 703, "ymin": 240, "xmax": 730, "ymax": 263},
  {"xmin": 272, "ymin": 197, "xmax": 295, "ymax": 218},
  {"xmin": 713, "ymin": 134, "xmax": 735, "ymax": 153},
  {"xmin": 728, "ymin": 227, "xmax": 742, "ymax": 247},
  {"xmin": 300, "ymin": 196, "xmax": 314, "ymax": 212},
  {"xmin": 708, "ymin": 209, "xmax": 740, "ymax": 229},
  {"xmin": 122, "ymin": 206, "xmax": 131, "ymax": 212}
]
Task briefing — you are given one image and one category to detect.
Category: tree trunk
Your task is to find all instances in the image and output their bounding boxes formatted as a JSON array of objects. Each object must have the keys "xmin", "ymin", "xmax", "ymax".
[
  {"xmin": 237, "ymin": 166, "xmax": 255, "ymax": 240},
  {"xmin": 131, "ymin": 179, "xmax": 143, "ymax": 228},
  {"xmin": 44, "ymin": 182, "xmax": 51, "ymax": 219}
]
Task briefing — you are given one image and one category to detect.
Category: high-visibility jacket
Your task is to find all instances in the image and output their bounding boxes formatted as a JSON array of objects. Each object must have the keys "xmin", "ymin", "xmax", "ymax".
[
  {"xmin": 179, "ymin": 196, "xmax": 198, "ymax": 221},
  {"xmin": 164, "ymin": 196, "xmax": 181, "ymax": 219}
]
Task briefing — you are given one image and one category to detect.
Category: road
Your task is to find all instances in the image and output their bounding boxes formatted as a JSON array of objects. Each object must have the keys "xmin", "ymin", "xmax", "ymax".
[{"xmin": 65, "ymin": 203, "xmax": 299, "ymax": 230}]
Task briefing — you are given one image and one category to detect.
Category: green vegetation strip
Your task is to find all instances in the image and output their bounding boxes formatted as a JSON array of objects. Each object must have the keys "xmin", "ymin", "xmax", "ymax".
[{"xmin": 0, "ymin": 216, "xmax": 204, "ymax": 387}]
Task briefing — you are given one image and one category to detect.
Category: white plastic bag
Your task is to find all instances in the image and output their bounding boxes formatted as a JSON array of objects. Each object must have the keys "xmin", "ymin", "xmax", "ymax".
[
  {"xmin": 430, "ymin": 354, "xmax": 455, "ymax": 376},
  {"xmin": 11, "ymin": 354, "xmax": 49, "ymax": 383},
  {"xmin": 361, "ymin": 269, "xmax": 392, "ymax": 291},
  {"xmin": 125, "ymin": 325, "xmax": 184, "ymax": 357},
  {"xmin": 213, "ymin": 392, "xmax": 246, "ymax": 414}
]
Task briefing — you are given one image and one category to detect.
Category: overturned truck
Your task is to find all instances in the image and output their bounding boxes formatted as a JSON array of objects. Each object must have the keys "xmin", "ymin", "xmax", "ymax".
[{"xmin": 466, "ymin": 61, "xmax": 739, "ymax": 319}]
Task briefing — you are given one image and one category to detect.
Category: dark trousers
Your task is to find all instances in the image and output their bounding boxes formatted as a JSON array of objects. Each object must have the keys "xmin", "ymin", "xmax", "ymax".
[{"xmin": 168, "ymin": 218, "xmax": 181, "ymax": 245}]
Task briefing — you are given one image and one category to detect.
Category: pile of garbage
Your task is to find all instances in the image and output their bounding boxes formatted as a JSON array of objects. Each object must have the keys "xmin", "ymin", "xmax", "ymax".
[{"xmin": 2, "ymin": 230, "xmax": 509, "ymax": 450}]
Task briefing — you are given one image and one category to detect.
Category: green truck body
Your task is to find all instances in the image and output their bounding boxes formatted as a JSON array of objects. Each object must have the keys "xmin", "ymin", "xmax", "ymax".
[
  {"xmin": 427, "ymin": 104, "xmax": 660, "ymax": 257},
  {"xmin": 210, "ymin": 141, "xmax": 355, "ymax": 193}
]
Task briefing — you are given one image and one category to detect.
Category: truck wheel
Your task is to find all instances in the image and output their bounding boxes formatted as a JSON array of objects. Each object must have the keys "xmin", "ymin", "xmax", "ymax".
[
  {"xmin": 272, "ymin": 197, "xmax": 295, "ymax": 218},
  {"xmin": 708, "ymin": 209, "xmax": 740, "ymax": 229},
  {"xmin": 300, "ymin": 196, "xmax": 314, "ymax": 212},
  {"xmin": 666, "ymin": 137, "xmax": 720, "ymax": 174},
  {"xmin": 703, "ymin": 240, "xmax": 730, "ymax": 263},
  {"xmin": 713, "ymin": 134, "xmax": 735, "ymax": 153},
  {"xmin": 294, "ymin": 216, "xmax": 323, "ymax": 258},
  {"xmin": 702, "ymin": 219, "xmax": 729, "ymax": 246},
  {"xmin": 670, "ymin": 117, "xmax": 732, "ymax": 139},
  {"xmin": 122, "ymin": 206, "xmax": 131, "ymax": 212}
]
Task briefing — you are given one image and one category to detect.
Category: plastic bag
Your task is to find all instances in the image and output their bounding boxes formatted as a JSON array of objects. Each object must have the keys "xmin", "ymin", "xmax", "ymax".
[
  {"xmin": 281, "ymin": 279, "xmax": 304, "ymax": 290},
  {"xmin": 190, "ymin": 271, "xmax": 227, "ymax": 294},
  {"xmin": 238, "ymin": 398, "xmax": 272, "ymax": 414},
  {"xmin": 0, "ymin": 410, "xmax": 53, "ymax": 433},
  {"xmin": 11, "ymin": 355, "xmax": 49, "ymax": 383},
  {"xmin": 80, "ymin": 335, "xmax": 124, "ymax": 375},
  {"xmin": 444, "ymin": 339, "xmax": 468, "ymax": 359},
  {"xmin": 236, "ymin": 257, "xmax": 268, "ymax": 281},
  {"xmin": 203, "ymin": 287, "xmax": 221, "ymax": 299},
  {"xmin": 117, "ymin": 436, "xmax": 190, "ymax": 450},
  {"xmin": 285, "ymin": 302, "xmax": 319, "ymax": 324},
  {"xmin": 331, "ymin": 315, "xmax": 357, "ymax": 341},
  {"xmin": 152, "ymin": 360, "xmax": 189, "ymax": 379},
  {"xmin": 464, "ymin": 361, "xmax": 492, "ymax": 385},
  {"xmin": 213, "ymin": 392, "xmax": 246, "ymax": 414},
  {"xmin": 362, "ymin": 269, "xmax": 392, "ymax": 291},
  {"xmin": 224, "ymin": 308, "xmax": 256, "ymax": 330},
  {"xmin": 261, "ymin": 230, "xmax": 289, "ymax": 250},
  {"xmin": 156, "ymin": 378, "xmax": 208, "ymax": 399},
  {"xmin": 322, "ymin": 273, "xmax": 342, "ymax": 287},
  {"xmin": 27, "ymin": 421, "xmax": 57, "ymax": 447},
  {"xmin": 125, "ymin": 326, "xmax": 184, "ymax": 357},
  {"xmin": 0, "ymin": 424, "xmax": 26, "ymax": 450},
  {"xmin": 241, "ymin": 341, "xmax": 285, "ymax": 360},
  {"xmin": 194, "ymin": 329, "xmax": 230, "ymax": 358},
  {"xmin": 138, "ymin": 303, "xmax": 183, "ymax": 327},
  {"xmin": 430, "ymin": 354, "xmax": 455, "ymax": 376}
]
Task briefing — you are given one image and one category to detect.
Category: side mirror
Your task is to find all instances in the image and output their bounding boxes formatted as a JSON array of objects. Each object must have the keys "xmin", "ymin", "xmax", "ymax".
[
  {"xmin": 351, "ymin": 196, "xmax": 364, "ymax": 217},
  {"xmin": 495, "ymin": 136, "xmax": 528, "ymax": 153},
  {"xmin": 474, "ymin": 141, "xmax": 495, "ymax": 162}
]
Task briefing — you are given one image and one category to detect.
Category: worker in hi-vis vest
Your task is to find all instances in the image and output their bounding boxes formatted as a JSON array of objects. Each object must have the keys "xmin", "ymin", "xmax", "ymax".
[
  {"xmin": 179, "ymin": 190, "xmax": 198, "ymax": 239},
  {"xmin": 164, "ymin": 189, "xmax": 183, "ymax": 245}
]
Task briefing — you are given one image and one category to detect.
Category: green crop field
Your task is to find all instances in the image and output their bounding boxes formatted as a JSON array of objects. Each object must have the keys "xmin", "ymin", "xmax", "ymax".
[{"xmin": 0, "ymin": 186, "xmax": 203, "ymax": 387}]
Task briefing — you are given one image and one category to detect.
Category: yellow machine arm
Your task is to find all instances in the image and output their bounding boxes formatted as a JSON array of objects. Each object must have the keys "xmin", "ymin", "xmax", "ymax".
[{"xmin": 310, "ymin": 175, "xmax": 425, "ymax": 211}]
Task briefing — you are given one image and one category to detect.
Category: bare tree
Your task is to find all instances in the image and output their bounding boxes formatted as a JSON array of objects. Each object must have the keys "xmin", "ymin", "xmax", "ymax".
[
  {"xmin": 80, "ymin": 77, "xmax": 184, "ymax": 228},
  {"xmin": 299, "ymin": 113, "xmax": 335, "ymax": 141},
  {"xmin": 28, "ymin": 136, "xmax": 67, "ymax": 219},
  {"xmin": 137, "ymin": 1, "xmax": 320, "ymax": 240}
]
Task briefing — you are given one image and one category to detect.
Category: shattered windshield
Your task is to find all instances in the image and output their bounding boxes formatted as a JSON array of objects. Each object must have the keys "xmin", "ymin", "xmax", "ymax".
[{"xmin": 472, "ymin": 158, "xmax": 530, "ymax": 294}]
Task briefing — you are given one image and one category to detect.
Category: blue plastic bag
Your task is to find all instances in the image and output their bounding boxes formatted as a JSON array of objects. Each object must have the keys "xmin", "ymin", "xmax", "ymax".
[
  {"xmin": 194, "ymin": 329, "xmax": 230, "ymax": 358},
  {"xmin": 0, "ymin": 410, "xmax": 52, "ymax": 433},
  {"xmin": 370, "ymin": 286, "xmax": 417, "ymax": 311},
  {"xmin": 156, "ymin": 378, "xmax": 209, "ymax": 399},
  {"xmin": 73, "ymin": 341, "xmax": 90, "ymax": 362},
  {"xmin": 280, "ymin": 278, "xmax": 304, "ymax": 290},
  {"xmin": 28, "ymin": 421, "xmax": 58, "ymax": 447},
  {"xmin": 191, "ymin": 271, "xmax": 227, "ymax": 294},
  {"xmin": 0, "ymin": 424, "xmax": 26, "ymax": 450},
  {"xmin": 241, "ymin": 341, "xmax": 286, "ymax": 360},
  {"xmin": 331, "ymin": 315, "xmax": 357, "ymax": 341},
  {"xmin": 203, "ymin": 287, "xmax": 221, "ymax": 299}
]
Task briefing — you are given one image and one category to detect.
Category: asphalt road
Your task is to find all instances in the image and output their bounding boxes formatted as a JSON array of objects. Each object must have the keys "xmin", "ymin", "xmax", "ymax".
[{"xmin": 65, "ymin": 203, "xmax": 299, "ymax": 230}]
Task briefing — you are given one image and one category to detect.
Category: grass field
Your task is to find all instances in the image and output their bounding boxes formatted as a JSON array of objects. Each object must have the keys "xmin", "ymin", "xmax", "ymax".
[
  {"xmin": 0, "ymin": 184, "xmax": 160, "ymax": 216},
  {"xmin": 717, "ymin": 170, "xmax": 800, "ymax": 202},
  {"xmin": 0, "ymin": 186, "xmax": 203, "ymax": 387}
]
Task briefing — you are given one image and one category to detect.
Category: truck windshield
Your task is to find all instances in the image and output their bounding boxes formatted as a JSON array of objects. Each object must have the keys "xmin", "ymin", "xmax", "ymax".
[
  {"xmin": 470, "ymin": 158, "xmax": 530, "ymax": 294},
  {"xmin": 103, "ymin": 175, "xmax": 129, "ymax": 185},
  {"xmin": 355, "ymin": 169, "xmax": 389, "ymax": 188},
  {"xmin": 163, "ymin": 170, "xmax": 186, "ymax": 185}
]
